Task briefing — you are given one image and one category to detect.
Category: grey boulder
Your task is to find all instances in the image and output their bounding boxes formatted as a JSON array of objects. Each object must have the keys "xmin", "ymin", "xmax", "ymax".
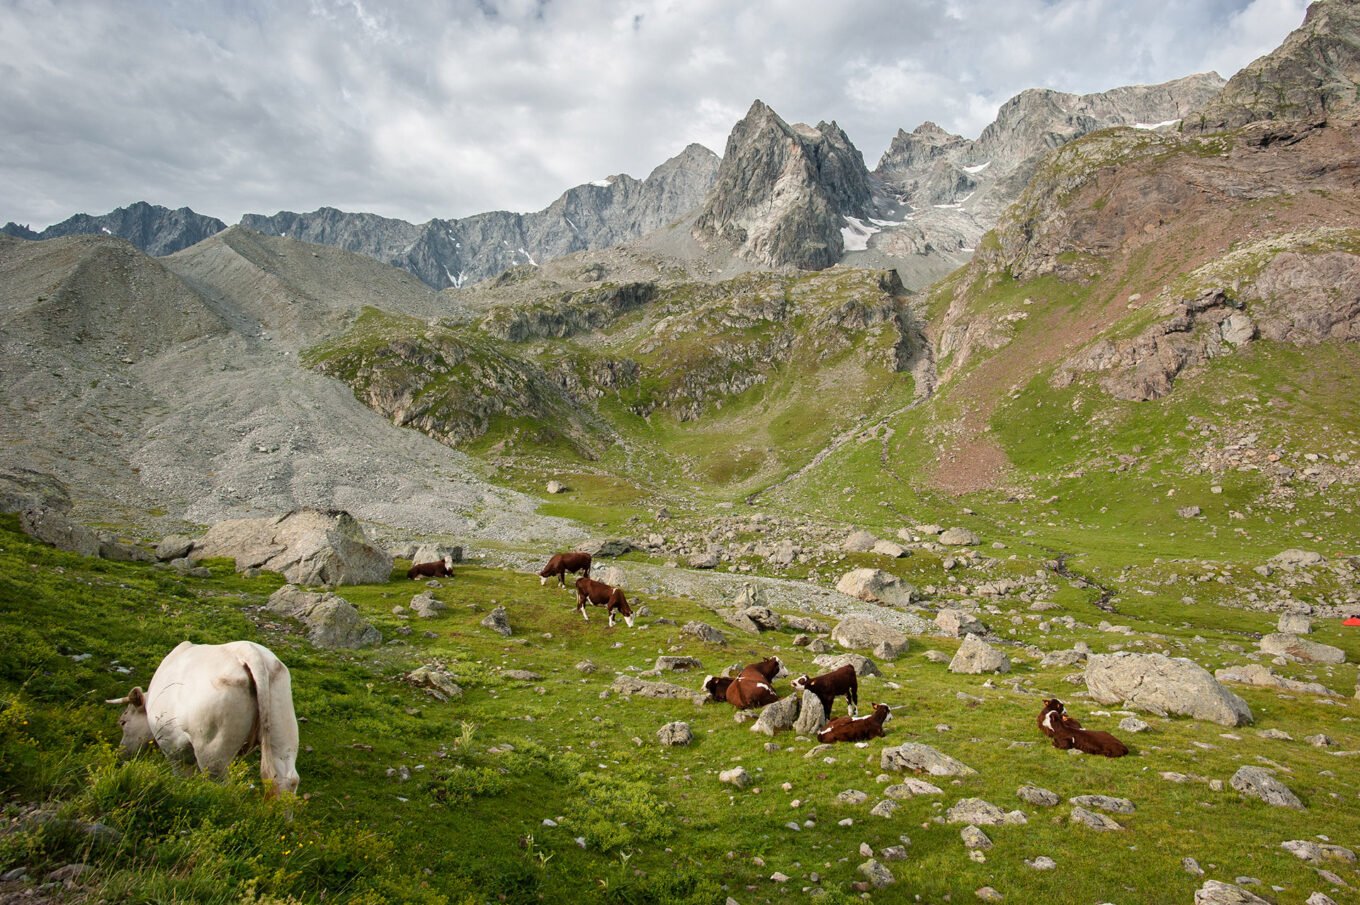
[{"xmin": 1085, "ymin": 652, "xmax": 1253, "ymax": 726}]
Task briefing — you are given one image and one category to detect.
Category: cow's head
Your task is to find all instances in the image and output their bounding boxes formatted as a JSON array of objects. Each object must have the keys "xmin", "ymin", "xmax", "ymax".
[
  {"xmin": 608, "ymin": 597, "xmax": 634, "ymax": 629},
  {"xmin": 770, "ymin": 656, "xmax": 788, "ymax": 680},
  {"xmin": 791, "ymin": 674, "xmax": 810, "ymax": 692},
  {"xmin": 875, "ymin": 702, "xmax": 892, "ymax": 723},
  {"xmin": 1042, "ymin": 698, "xmax": 1064, "ymax": 714},
  {"xmin": 106, "ymin": 687, "xmax": 153, "ymax": 757}
]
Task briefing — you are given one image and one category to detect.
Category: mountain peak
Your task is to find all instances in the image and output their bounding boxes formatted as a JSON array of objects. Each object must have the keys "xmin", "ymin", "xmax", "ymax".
[{"xmin": 692, "ymin": 100, "xmax": 872, "ymax": 271}]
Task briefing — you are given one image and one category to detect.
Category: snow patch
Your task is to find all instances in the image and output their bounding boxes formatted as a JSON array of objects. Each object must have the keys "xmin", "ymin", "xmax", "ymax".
[
  {"xmin": 518, "ymin": 248, "xmax": 538, "ymax": 266},
  {"xmin": 590, "ymin": 178, "xmax": 612, "ymax": 188},
  {"xmin": 868, "ymin": 218, "xmax": 904, "ymax": 227},
  {"xmin": 962, "ymin": 161, "xmax": 991, "ymax": 175},
  {"xmin": 933, "ymin": 191, "xmax": 975, "ymax": 210},
  {"xmin": 100, "ymin": 227, "xmax": 112, "ymax": 234},
  {"xmin": 1133, "ymin": 119, "xmax": 1180, "ymax": 130},
  {"xmin": 565, "ymin": 216, "xmax": 579, "ymax": 232},
  {"xmin": 840, "ymin": 216, "xmax": 881, "ymax": 252},
  {"xmin": 443, "ymin": 265, "xmax": 468, "ymax": 289}
]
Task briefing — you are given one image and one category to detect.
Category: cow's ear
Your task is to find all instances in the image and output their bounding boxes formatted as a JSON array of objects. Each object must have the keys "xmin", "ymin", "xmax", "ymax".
[{"xmin": 129, "ymin": 687, "xmax": 145, "ymax": 708}]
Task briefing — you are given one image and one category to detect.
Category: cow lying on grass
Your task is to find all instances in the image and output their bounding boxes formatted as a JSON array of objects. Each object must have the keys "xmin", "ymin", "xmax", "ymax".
[
  {"xmin": 108, "ymin": 640, "xmax": 300, "ymax": 796},
  {"xmin": 817, "ymin": 703, "xmax": 892, "ymax": 743},
  {"xmin": 1039, "ymin": 698, "xmax": 1128, "ymax": 758},
  {"xmin": 408, "ymin": 559, "xmax": 452, "ymax": 579},
  {"xmin": 703, "ymin": 656, "xmax": 788, "ymax": 709}
]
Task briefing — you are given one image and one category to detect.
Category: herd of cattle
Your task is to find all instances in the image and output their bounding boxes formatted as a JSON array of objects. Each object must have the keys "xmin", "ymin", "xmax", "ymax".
[{"xmin": 105, "ymin": 549, "xmax": 1126, "ymax": 798}]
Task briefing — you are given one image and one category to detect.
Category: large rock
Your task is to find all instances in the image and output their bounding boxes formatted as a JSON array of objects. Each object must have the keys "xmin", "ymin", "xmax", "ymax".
[
  {"xmin": 268, "ymin": 585, "xmax": 381, "ymax": 649},
  {"xmin": 155, "ymin": 535, "xmax": 195, "ymax": 562},
  {"xmin": 750, "ymin": 695, "xmax": 801, "ymax": 736},
  {"xmin": 481, "ymin": 605, "xmax": 512, "ymax": 636},
  {"xmin": 682, "ymin": 621, "xmax": 728, "ymax": 645},
  {"xmin": 411, "ymin": 543, "xmax": 462, "ymax": 566},
  {"xmin": 0, "ymin": 468, "xmax": 72, "ymax": 515},
  {"xmin": 582, "ymin": 538, "xmax": 634, "ymax": 558},
  {"xmin": 409, "ymin": 592, "xmax": 446, "ymax": 618},
  {"xmin": 793, "ymin": 690, "xmax": 827, "ymax": 735},
  {"xmin": 1259, "ymin": 633, "xmax": 1346, "ymax": 664},
  {"xmin": 1194, "ymin": 880, "xmax": 1273, "ymax": 905},
  {"xmin": 1085, "ymin": 652, "xmax": 1253, "ymax": 726},
  {"xmin": 1231, "ymin": 766, "xmax": 1304, "ymax": 809},
  {"xmin": 657, "ymin": 721, "xmax": 693, "ymax": 747},
  {"xmin": 939, "ymin": 527, "xmax": 980, "ymax": 546},
  {"xmin": 1270, "ymin": 549, "xmax": 1325, "ymax": 569},
  {"xmin": 945, "ymin": 798, "xmax": 1008, "ymax": 825},
  {"xmin": 835, "ymin": 569, "xmax": 916, "ymax": 606},
  {"xmin": 194, "ymin": 509, "xmax": 392, "ymax": 585},
  {"xmin": 948, "ymin": 635, "xmax": 1010, "ymax": 674},
  {"xmin": 1277, "ymin": 613, "xmax": 1312, "ymax": 634},
  {"xmin": 404, "ymin": 666, "xmax": 463, "ymax": 701},
  {"xmin": 881, "ymin": 743, "xmax": 976, "ymax": 777},
  {"xmin": 842, "ymin": 530, "xmax": 879, "ymax": 552},
  {"xmin": 18, "ymin": 507, "xmax": 100, "ymax": 557},
  {"xmin": 832, "ymin": 617, "xmax": 909, "ymax": 657}
]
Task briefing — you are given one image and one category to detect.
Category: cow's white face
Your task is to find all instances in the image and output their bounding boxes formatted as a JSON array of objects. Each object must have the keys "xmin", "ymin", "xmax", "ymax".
[
  {"xmin": 771, "ymin": 657, "xmax": 789, "ymax": 680},
  {"xmin": 107, "ymin": 687, "xmax": 153, "ymax": 757},
  {"xmin": 791, "ymin": 675, "xmax": 809, "ymax": 692},
  {"xmin": 539, "ymin": 576, "xmax": 548, "ymax": 586}
]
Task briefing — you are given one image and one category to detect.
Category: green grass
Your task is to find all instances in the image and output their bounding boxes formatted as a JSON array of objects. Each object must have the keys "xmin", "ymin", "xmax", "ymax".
[{"xmin": 5, "ymin": 514, "xmax": 1360, "ymax": 903}]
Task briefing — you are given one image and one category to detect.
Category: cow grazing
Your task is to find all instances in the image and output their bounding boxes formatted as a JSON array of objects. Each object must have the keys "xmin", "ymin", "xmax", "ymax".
[
  {"xmin": 791, "ymin": 663, "xmax": 859, "ymax": 718},
  {"xmin": 574, "ymin": 576, "xmax": 634, "ymax": 627},
  {"xmin": 408, "ymin": 559, "xmax": 452, "ymax": 580},
  {"xmin": 1036, "ymin": 698, "xmax": 1083, "ymax": 739},
  {"xmin": 816, "ymin": 703, "xmax": 892, "ymax": 743},
  {"xmin": 1039, "ymin": 699, "xmax": 1127, "ymax": 758},
  {"xmin": 540, "ymin": 551, "xmax": 592, "ymax": 588},
  {"xmin": 107, "ymin": 641, "xmax": 300, "ymax": 796}
]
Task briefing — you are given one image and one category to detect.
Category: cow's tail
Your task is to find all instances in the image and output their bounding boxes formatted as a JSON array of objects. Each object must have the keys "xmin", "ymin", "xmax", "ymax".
[{"xmin": 239, "ymin": 644, "xmax": 299, "ymax": 797}]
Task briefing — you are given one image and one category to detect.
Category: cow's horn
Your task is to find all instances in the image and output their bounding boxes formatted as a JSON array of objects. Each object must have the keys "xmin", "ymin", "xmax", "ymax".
[{"xmin": 105, "ymin": 695, "xmax": 130, "ymax": 705}]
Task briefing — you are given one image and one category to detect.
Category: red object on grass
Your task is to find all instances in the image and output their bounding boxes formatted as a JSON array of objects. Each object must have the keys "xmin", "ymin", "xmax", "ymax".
[{"xmin": 1343, "ymin": 616, "xmax": 1360, "ymax": 627}]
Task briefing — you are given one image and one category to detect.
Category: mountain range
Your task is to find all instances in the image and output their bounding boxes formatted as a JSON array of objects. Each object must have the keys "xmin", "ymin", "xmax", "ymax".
[{"xmin": 2, "ymin": 0, "xmax": 1358, "ymax": 555}]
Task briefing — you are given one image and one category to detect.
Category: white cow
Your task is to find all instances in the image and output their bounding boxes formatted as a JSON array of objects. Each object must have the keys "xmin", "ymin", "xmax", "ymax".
[{"xmin": 107, "ymin": 640, "xmax": 300, "ymax": 797}]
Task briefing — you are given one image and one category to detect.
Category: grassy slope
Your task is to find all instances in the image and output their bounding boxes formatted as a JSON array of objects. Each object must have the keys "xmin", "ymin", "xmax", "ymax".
[{"xmin": 4, "ymin": 515, "xmax": 1360, "ymax": 904}]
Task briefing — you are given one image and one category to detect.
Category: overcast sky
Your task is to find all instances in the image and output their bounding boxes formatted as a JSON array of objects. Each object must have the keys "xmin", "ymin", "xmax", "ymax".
[{"xmin": 1, "ymin": 0, "xmax": 1310, "ymax": 229}]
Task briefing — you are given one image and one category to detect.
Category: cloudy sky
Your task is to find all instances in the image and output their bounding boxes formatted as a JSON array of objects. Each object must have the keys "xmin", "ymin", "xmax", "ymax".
[{"xmin": 1, "ymin": 0, "xmax": 1310, "ymax": 229}]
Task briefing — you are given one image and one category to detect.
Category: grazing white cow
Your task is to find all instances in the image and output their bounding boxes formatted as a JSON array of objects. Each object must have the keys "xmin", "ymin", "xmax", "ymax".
[{"xmin": 107, "ymin": 640, "xmax": 300, "ymax": 797}]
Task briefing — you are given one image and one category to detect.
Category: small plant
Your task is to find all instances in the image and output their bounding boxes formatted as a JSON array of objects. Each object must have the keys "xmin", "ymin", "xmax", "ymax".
[{"xmin": 456, "ymin": 719, "xmax": 476, "ymax": 747}]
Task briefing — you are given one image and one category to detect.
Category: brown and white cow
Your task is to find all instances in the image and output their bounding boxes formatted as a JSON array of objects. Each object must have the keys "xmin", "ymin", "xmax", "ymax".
[
  {"xmin": 701, "ymin": 674, "xmax": 736, "ymax": 703},
  {"xmin": 791, "ymin": 663, "xmax": 859, "ymax": 719},
  {"xmin": 1040, "ymin": 699, "xmax": 1127, "ymax": 757},
  {"xmin": 107, "ymin": 641, "xmax": 300, "ymax": 797},
  {"xmin": 702, "ymin": 657, "xmax": 788, "ymax": 709},
  {"xmin": 408, "ymin": 559, "xmax": 453, "ymax": 580},
  {"xmin": 1036, "ymin": 698, "xmax": 1083, "ymax": 739},
  {"xmin": 540, "ymin": 551, "xmax": 592, "ymax": 588},
  {"xmin": 816, "ymin": 702, "xmax": 892, "ymax": 744},
  {"xmin": 574, "ymin": 576, "xmax": 633, "ymax": 627}
]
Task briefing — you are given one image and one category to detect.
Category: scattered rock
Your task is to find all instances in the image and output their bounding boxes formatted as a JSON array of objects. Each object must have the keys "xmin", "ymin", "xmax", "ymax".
[
  {"xmin": 872, "ymin": 540, "xmax": 910, "ymax": 558},
  {"xmin": 960, "ymin": 825, "xmax": 992, "ymax": 849},
  {"xmin": 1194, "ymin": 879, "xmax": 1272, "ymax": 905},
  {"xmin": 409, "ymin": 592, "xmax": 446, "ymax": 618},
  {"xmin": 545, "ymin": 480, "xmax": 566, "ymax": 494},
  {"xmin": 1278, "ymin": 613, "xmax": 1312, "ymax": 634},
  {"xmin": 682, "ymin": 621, "xmax": 728, "ymax": 645},
  {"xmin": 939, "ymin": 527, "xmax": 980, "ymax": 546},
  {"xmin": 404, "ymin": 666, "xmax": 463, "ymax": 701},
  {"xmin": 655, "ymin": 656, "xmax": 702, "ymax": 672},
  {"xmin": 870, "ymin": 799, "xmax": 899, "ymax": 818},
  {"xmin": 857, "ymin": 859, "xmax": 895, "ymax": 889},
  {"xmin": 792, "ymin": 690, "xmax": 827, "ymax": 736},
  {"xmin": 720, "ymin": 767, "xmax": 751, "ymax": 789},
  {"xmin": 948, "ymin": 635, "xmax": 1010, "ymax": 674},
  {"xmin": 936, "ymin": 608, "xmax": 988, "ymax": 638},
  {"xmin": 1214, "ymin": 663, "xmax": 1339, "ymax": 697},
  {"xmin": 1069, "ymin": 795, "xmax": 1134, "ymax": 815},
  {"xmin": 1118, "ymin": 717, "xmax": 1151, "ymax": 733},
  {"xmin": 843, "ymin": 530, "xmax": 879, "ymax": 552},
  {"xmin": 835, "ymin": 569, "xmax": 916, "ymax": 605},
  {"xmin": 881, "ymin": 743, "xmax": 977, "ymax": 777},
  {"xmin": 19, "ymin": 506, "xmax": 100, "ymax": 557},
  {"xmin": 1259, "ymin": 633, "xmax": 1346, "ymax": 664},
  {"xmin": 1069, "ymin": 806, "xmax": 1123, "ymax": 831},
  {"xmin": 832, "ymin": 617, "xmax": 909, "ymax": 656},
  {"xmin": 611, "ymin": 676, "xmax": 701, "ymax": 701},
  {"xmin": 1026, "ymin": 856, "xmax": 1056, "ymax": 871},
  {"xmin": 1269, "ymin": 549, "xmax": 1325, "ymax": 569},
  {"xmin": 480, "ymin": 605, "xmax": 512, "ymax": 637},
  {"xmin": 155, "ymin": 535, "xmax": 195, "ymax": 561},
  {"xmin": 657, "ymin": 721, "xmax": 693, "ymax": 747},
  {"xmin": 813, "ymin": 653, "xmax": 881, "ymax": 677},
  {"xmin": 268, "ymin": 585, "xmax": 382, "ymax": 649},
  {"xmin": 1016, "ymin": 785, "xmax": 1060, "ymax": 807},
  {"xmin": 1230, "ymin": 766, "xmax": 1304, "ymax": 809}
]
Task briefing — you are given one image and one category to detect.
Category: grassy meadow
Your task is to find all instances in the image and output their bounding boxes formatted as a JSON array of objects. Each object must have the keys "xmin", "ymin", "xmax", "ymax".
[{"xmin": 3, "ymin": 511, "xmax": 1359, "ymax": 904}]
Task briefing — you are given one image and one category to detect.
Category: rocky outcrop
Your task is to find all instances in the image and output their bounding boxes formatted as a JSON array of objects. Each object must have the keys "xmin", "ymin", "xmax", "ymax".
[
  {"xmin": 193, "ymin": 509, "xmax": 392, "ymax": 585},
  {"xmin": 4, "ymin": 202, "xmax": 226, "ymax": 256},
  {"xmin": 831, "ymin": 617, "xmax": 909, "ymax": 657},
  {"xmin": 1215, "ymin": 663, "xmax": 1339, "ymax": 697},
  {"xmin": 881, "ymin": 743, "xmax": 977, "ymax": 777},
  {"xmin": 693, "ymin": 100, "xmax": 872, "ymax": 270},
  {"xmin": 1085, "ymin": 652, "xmax": 1253, "ymax": 726},
  {"xmin": 1230, "ymin": 766, "xmax": 1304, "ymax": 809},
  {"xmin": 18, "ymin": 507, "xmax": 100, "ymax": 558},
  {"xmin": 1188, "ymin": 0, "xmax": 1360, "ymax": 133},
  {"xmin": 1259, "ymin": 633, "xmax": 1346, "ymax": 664}
]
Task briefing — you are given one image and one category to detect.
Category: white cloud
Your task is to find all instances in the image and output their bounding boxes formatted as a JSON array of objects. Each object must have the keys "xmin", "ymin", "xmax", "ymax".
[{"xmin": 0, "ymin": 0, "xmax": 1312, "ymax": 230}]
